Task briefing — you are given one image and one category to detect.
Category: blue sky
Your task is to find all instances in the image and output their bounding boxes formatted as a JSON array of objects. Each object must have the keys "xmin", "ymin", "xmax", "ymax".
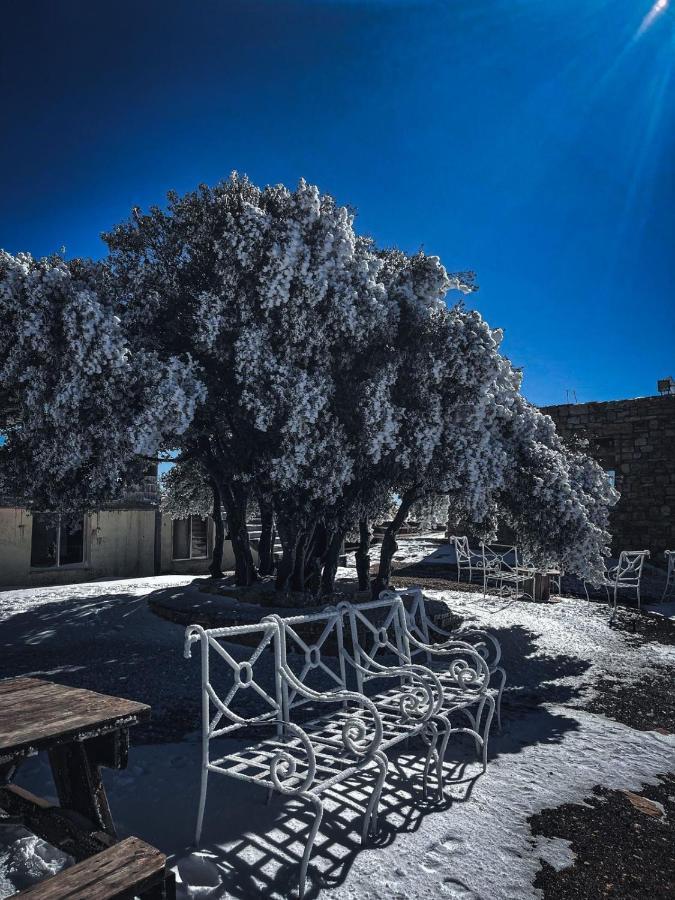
[{"xmin": 1, "ymin": 0, "xmax": 673, "ymax": 406}]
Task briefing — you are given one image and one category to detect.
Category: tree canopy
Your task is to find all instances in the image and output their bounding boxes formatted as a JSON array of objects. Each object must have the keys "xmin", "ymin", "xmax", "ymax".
[{"xmin": 0, "ymin": 175, "xmax": 618, "ymax": 592}]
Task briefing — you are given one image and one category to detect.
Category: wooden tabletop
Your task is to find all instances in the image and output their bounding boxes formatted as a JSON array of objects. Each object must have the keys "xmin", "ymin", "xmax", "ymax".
[{"xmin": 0, "ymin": 677, "xmax": 150, "ymax": 762}]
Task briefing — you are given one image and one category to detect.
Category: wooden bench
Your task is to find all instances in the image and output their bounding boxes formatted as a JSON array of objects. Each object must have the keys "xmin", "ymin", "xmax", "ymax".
[{"xmin": 13, "ymin": 836, "xmax": 175, "ymax": 899}]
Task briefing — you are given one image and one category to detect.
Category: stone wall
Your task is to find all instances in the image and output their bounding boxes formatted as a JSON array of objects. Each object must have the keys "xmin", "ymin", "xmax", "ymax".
[{"xmin": 542, "ymin": 394, "xmax": 675, "ymax": 562}]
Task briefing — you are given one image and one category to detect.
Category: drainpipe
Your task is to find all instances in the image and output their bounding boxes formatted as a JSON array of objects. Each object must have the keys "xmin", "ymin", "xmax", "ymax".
[{"xmin": 154, "ymin": 509, "xmax": 162, "ymax": 575}]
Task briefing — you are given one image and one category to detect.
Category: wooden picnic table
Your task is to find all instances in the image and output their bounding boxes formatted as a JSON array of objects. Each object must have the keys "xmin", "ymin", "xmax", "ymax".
[{"xmin": 0, "ymin": 677, "xmax": 150, "ymax": 860}]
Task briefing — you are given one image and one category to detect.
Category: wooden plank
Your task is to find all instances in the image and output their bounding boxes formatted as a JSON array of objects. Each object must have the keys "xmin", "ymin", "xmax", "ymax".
[
  {"xmin": 0, "ymin": 678, "xmax": 149, "ymax": 759},
  {"xmin": 13, "ymin": 836, "xmax": 167, "ymax": 899},
  {"xmin": 0, "ymin": 784, "xmax": 113, "ymax": 861}
]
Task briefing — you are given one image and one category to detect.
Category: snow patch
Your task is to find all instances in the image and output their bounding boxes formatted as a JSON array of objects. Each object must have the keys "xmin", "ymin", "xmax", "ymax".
[{"xmin": 0, "ymin": 827, "xmax": 72, "ymax": 897}]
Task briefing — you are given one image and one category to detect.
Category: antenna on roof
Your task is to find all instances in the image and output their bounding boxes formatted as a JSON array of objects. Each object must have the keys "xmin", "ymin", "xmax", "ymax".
[{"xmin": 565, "ymin": 389, "xmax": 578, "ymax": 404}]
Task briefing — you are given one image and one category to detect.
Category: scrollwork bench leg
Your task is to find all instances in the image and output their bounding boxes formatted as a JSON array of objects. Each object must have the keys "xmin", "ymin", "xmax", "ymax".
[
  {"xmin": 479, "ymin": 696, "xmax": 495, "ymax": 771},
  {"xmin": 194, "ymin": 765, "xmax": 209, "ymax": 847},
  {"xmin": 495, "ymin": 667, "xmax": 506, "ymax": 732},
  {"xmin": 298, "ymin": 793, "xmax": 323, "ymax": 900},
  {"xmin": 362, "ymin": 751, "xmax": 388, "ymax": 843},
  {"xmin": 422, "ymin": 720, "xmax": 444, "ymax": 802}
]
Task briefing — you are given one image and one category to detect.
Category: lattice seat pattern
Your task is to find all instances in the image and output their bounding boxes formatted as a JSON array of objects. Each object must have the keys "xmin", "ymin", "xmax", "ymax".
[
  {"xmin": 345, "ymin": 596, "xmax": 496, "ymax": 772},
  {"xmin": 185, "ymin": 595, "xmax": 499, "ymax": 899},
  {"xmin": 397, "ymin": 586, "xmax": 507, "ymax": 731}
]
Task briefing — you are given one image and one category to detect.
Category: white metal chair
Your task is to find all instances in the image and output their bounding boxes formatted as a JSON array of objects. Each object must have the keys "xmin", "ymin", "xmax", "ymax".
[
  {"xmin": 451, "ymin": 535, "xmax": 495, "ymax": 586},
  {"xmin": 584, "ymin": 550, "xmax": 650, "ymax": 612},
  {"xmin": 450, "ymin": 535, "xmax": 473, "ymax": 583},
  {"xmin": 661, "ymin": 550, "xmax": 675, "ymax": 601},
  {"xmin": 481, "ymin": 544, "xmax": 524, "ymax": 598}
]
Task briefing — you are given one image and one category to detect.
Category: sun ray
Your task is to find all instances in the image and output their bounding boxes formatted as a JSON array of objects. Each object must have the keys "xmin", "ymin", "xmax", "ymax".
[{"xmin": 636, "ymin": 0, "xmax": 670, "ymax": 39}]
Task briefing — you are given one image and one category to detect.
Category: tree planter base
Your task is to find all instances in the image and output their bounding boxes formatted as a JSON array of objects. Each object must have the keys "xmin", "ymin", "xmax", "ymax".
[{"xmin": 147, "ymin": 579, "xmax": 353, "ymax": 643}]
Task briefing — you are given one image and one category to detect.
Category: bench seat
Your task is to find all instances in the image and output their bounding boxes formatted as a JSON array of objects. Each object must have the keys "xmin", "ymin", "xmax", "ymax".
[
  {"xmin": 209, "ymin": 700, "xmax": 422, "ymax": 796},
  {"xmin": 185, "ymin": 597, "xmax": 496, "ymax": 899},
  {"xmin": 13, "ymin": 836, "xmax": 174, "ymax": 900}
]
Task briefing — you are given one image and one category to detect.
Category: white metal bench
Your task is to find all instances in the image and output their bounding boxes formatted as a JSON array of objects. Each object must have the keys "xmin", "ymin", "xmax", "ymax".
[
  {"xmin": 343, "ymin": 597, "xmax": 494, "ymax": 788},
  {"xmin": 184, "ymin": 597, "xmax": 493, "ymax": 898},
  {"xmin": 393, "ymin": 585, "xmax": 507, "ymax": 731}
]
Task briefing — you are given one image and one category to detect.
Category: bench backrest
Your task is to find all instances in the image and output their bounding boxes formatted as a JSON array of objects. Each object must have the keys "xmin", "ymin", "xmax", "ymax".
[
  {"xmin": 393, "ymin": 586, "xmax": 434, "ymax": 663},
  {"xmin": 342, "ymin": 594, "xmax": 411, "ymax": 693},
  {"xmin": 184, "ymin": 622, "xmax": 282, "ymax": 741},
  {"xmin": 267, "ymin": 608, "xmax": 349, "ymax": 721}
]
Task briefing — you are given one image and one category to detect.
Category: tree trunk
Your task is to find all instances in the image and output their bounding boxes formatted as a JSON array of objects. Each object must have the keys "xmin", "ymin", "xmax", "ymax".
[
  {"xmin": 208, "ymin": 480, "xmax": 225, "ymax": 579},
  {"xmin": 196, "ymin": 438, "xmax": 257, "ymax": 587},
  {"xmin": 355, "ymin": 518, "xmax": 372, "ymax": 591},
  {"xmin": 275, "ymin": 516, "xmax": 299, "ymax": 592},
  {"xmin": 320, "ymin": 527, "xmax": 346, "ymax": 597},
  {"xmin": 372, "ymin": 494, "xmax": 415, "ymax": 597},
  {"xmin": 291, "ymin": 522, "xmax": 317, "ymax": 593},
  {"xmin": 305, "ymin": 522, "xmax": 328, "ymax": 596},
  {"xmin": 257, "ymin": 497, "xmax": 275, "ymax": 577},
  {"xmin": 218, "ymin": 479, "xmax": 258, "ymax": 586}
]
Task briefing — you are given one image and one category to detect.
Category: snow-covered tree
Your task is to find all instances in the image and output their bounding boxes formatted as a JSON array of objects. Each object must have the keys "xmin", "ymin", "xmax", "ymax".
[
  {"xmin": 0, "ymin": 251, "xmax": 203, "ymax": 511},
  {"xmin": 160, "ymin": 460, "xmax": 212, "ymax": 519},
  {"xmin": 103, "ymin": 175, "xmax": 397, "ymax": 589},
  {"xmin": 1, "ymin": 175, "xmax": 617, "ymax": 597},
  {"xmin": 367, "ymin": 297, "xmax": 617, "ymax": 588},
  {"xmin": 490, "ymin": 395, "xmax": 618, "ymax": 583}
]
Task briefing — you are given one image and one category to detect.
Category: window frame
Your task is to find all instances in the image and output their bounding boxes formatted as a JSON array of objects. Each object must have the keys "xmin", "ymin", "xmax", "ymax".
[
  {"xmin": 172, "ymin": 514, "xmax": 209, "ymax": 561},
  {"xmin": 30, "ymin": 512, "xmax": 88, "ymax": 570}
]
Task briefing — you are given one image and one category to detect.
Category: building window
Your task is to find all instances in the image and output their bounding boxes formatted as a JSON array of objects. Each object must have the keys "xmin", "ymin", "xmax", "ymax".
[
  {"xmin": 605, "ymin": 469, "xmax": 616, "ymax": 489},
  {"xmin": 30, "ymin": 513, "xmax": 85, "ymax": 568},
  {"xmin": 172, "ymin": 515, "xmax": 208, "ymax": 560}
]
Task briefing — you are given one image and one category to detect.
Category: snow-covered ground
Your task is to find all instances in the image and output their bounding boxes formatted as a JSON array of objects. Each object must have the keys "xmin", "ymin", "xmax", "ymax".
[{"xmin": 1, "ymin": 546, "xmax": 674, "ymax": 899}]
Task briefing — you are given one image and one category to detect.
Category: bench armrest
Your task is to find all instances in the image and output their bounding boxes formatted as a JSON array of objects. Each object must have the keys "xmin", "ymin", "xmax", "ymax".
[
  {"xmin": 423, "ymin": 621, "xmax": 502, "ymax": 670},
  {"xmin": 277, "ymin": 662, "xmax": 384, "ymax": 759},
  {"xmin": 403, "ymin": 630, "xmax": 491, "ymax": 692},
  {"xmin": 253, "ymin": 718, "xmax": 320, "ymax": 796},
  {"xmin": 342, "ymin": 649, "xmax": 444, "ymax": 719}
]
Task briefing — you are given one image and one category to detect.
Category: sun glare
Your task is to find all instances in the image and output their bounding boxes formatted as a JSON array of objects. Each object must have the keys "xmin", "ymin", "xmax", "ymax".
[{"xmin": 637, "ymin": 0, "xmax": 670, "ymax": 38}]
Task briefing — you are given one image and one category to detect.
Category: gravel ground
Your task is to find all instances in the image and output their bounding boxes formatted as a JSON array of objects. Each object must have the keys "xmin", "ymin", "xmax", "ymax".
[
  {"xmin": 529, "ymin": 774, "xmax": 675, "ymax": 899},
  {"xmin": 585, "ymin": 670, "xmax": 675, "ymax": 735}
]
